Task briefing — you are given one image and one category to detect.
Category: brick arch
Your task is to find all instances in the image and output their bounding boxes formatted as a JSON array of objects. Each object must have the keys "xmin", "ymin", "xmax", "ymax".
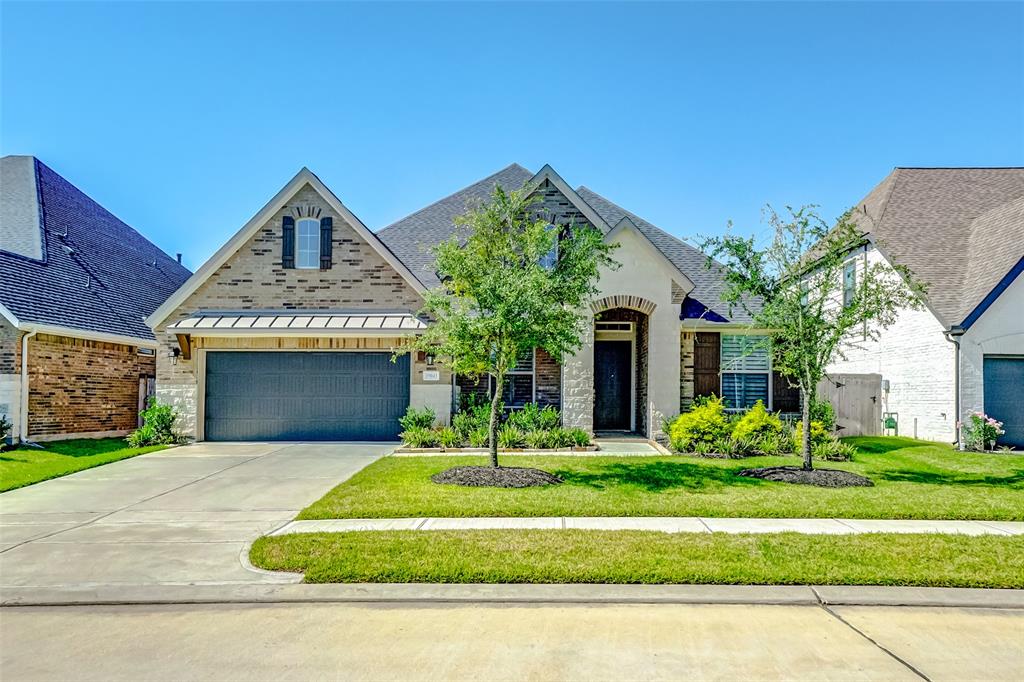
[{"xmin": 590, "ymin": 294, "xmax": 657, "ymax": 316}]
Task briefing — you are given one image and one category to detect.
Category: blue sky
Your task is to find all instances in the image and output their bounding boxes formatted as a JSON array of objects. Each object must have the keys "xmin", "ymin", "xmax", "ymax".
[{"xmin": 3, "ymin": 1, "xmax": 1022, "ymax": 269}]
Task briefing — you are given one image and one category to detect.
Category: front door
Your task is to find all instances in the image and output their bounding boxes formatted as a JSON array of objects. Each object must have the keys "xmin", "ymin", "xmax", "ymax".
[{"xmin": 594, "ymin": 340, "xmax": 632, "ymax": 430}]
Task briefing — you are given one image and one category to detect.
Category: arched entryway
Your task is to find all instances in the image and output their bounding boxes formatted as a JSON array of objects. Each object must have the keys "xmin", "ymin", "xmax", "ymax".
[{"xmin": 591, "ymin": 296, "xmax": 656, "ymax": 435}]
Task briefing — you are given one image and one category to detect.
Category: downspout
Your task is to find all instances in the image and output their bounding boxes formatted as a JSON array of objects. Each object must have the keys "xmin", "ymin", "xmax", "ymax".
[
  {"xmin": 943, "ymin": 325, "xmax": 965, "ymax": 450},
  {"xmin": 19, "ymin": 329, "xmax": 38, "ymax": 443}
]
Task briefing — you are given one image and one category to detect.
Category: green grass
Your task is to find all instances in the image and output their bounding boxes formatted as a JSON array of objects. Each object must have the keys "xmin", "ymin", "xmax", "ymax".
[
  {"xmin": 0, "ymin": 438, "xmax": 168, "ymax": 492},
  {"xmin": 250, "ymin": 530, "xmax": 1024, "ymax": 588},
  {"xmin": 300, "ymin": 437, "xmax": 1024, "ymax": 520}
]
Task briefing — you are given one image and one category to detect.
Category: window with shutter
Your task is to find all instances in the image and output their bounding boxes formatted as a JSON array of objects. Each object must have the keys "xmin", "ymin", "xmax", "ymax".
[
  {"xmin": 281, "ymin": 216, "xmax": 295, "ymax": 269},
  {"xmin": 720, "ymin": 334, "xmax": 770, "ymax": 410}
]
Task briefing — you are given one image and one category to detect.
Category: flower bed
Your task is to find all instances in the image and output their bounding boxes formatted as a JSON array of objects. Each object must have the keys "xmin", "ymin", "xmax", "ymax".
[{"xmin": 397, "ymin": 402, "xmax": 593, "ymax": 451}]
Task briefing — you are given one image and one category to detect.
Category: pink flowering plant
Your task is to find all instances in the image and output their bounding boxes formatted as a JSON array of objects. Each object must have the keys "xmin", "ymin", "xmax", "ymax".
[{"xmin": 960, "ymin": 411, "xmax": 1005, "ymax": 451}]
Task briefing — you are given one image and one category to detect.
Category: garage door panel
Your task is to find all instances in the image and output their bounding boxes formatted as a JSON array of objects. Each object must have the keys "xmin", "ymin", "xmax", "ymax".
[
  {"xmin": 983, "ymin": 356, "xmax": 1023, "ymax": 449},
  {"xmin": 204, "ymin": 351, "xmax": 410, "ymax": 441}
]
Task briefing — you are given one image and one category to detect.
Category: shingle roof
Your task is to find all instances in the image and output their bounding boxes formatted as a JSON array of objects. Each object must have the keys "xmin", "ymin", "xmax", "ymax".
[
  {"xmin": 377, "ymin": 163, "xmax": 750, "ymax": 323},
  {"xmin": 0, "ymin": 157, "xmax": 192, "ymax": 342},
  {"xmin": 851, "ymin": 167, "xmax": 1024, "ymax": 327}
]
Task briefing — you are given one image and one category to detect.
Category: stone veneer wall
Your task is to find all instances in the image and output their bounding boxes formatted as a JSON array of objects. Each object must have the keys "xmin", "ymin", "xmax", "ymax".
[
  {"xmin": 26, "ymin": 333, "xmax": 153, "ymax": 439},
  {"xmin": 679, "ymin": 331, "xmax": 695, "ymax": 412},
  {"xmin": 154, "ymin": 183, "xmax": 426, "ymax": 438}
]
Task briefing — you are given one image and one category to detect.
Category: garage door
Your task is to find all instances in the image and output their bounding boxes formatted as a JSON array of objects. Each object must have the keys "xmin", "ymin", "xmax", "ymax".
[
  {"xmin": 983, "ymin": 356, "xmax": 1024, "ymax": 449},
  {"xmin": 204, "ymin": 351, "xmax": 410, "ymax": 441}
]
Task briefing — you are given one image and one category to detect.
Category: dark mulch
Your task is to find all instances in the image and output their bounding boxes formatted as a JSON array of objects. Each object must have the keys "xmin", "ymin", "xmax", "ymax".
[
  {"xmin": 431, "ymin": 466, "xmax": 564, "ymax": 488},
  {"xmin": 738, "ymin": 465, "xmax": 874, "ymax": 488}
]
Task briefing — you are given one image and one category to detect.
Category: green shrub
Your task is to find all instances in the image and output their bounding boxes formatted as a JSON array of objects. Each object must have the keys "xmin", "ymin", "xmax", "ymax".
[
  {"xmin": 497, "ymin": 424, "xmax": 525, "ymax": 448},
  {"xmin": 398, "ymin": 406, "xmax": 435, "ymax": 432},
  {"xmin": 505, "ymin": 403, "xmax": 561, "ymax": 432},
  {"xmin": 669, "ymin": 396, "xmax": 731, "ymax": 453},
  {"xmin": 715, "ymin": 436, "xmax": 751, "ymax": 458},
  {"xmin": 400, "ymin": 427, "xmax": 437, "ymax": 448},
  {"xmin": 756, "ymin": 431, "xmax": 794, "ymax": 456},
  {"xmin": 566, "ymin": 428, "xmax": 591, "ymax": 447},
  {"xmin": 435, "ymin": 426, "xmax": 460, "ymax": 449},
  {"xmin": 810, "ymin": 399, "xmax": 836, "ymax": 431},
  {"xmin": 731, "ymin": 401, "xmax": 783, "ymax": 444},
  {"xmin": 524, "ymin": 430, "xmax": 550, "ymax": 450},
  {"xmin": 468, "ymin": 427, "xmax": 489, "ymax": 448},
  {"xmin": 126, "ymin": 398, "xmax": 180, "ymax": 447},
  {"xmin": 813, "ymin": 439, "xmax": 856, "ymax": 461},
  {"xmin": 792, "ymin": 419, "xmax": 830, "ymax": 450},
  {"xmin": 0, "ymin": 413, "xmax": 12, "ymax": 443},
  {"xmin": 545, "ymin": 428, "xmax": 575, "ymax": 448}
]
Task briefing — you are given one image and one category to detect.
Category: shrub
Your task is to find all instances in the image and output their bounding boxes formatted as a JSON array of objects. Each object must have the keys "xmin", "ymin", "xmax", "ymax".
[
  {"xmin": 468, "ymin": 427, "xmax": 489, "ymax": 448},
  {"xmin": 435, "ymin": 426, "xmax": 460, "ymax": 449},
  {"xmin": 400, "ymin": 426, "xmax": 437, "ymax": 448},
  {"xmin": 715, "ymin": 436, "xmax": 753, "ymax": 458},
  {"xmin": 497, "ymin": 423, "xmax": 525, "ymax": 449},
  {"xmin": 756, "ymin": 431, "xmax": 794, "ymax": 456},
  {"xmin": 545, "ymin": 427, "xmax": 575, "ymax": 448},
  {"xmin": 398, "ymin": 406, "xmax": 435, "ymax": 432},
  {"xmin": 792, "ymin": 419, "xmax": 830, "ymax": 450},
  {"xmin": 961, "ymin": 411, "xmax": 1005, "ymax": 451},
  {"xmin": 731, "ymin": 400, "xmax": 783, "ymax": 444},
  {"xmin": 0, "ymin": 413, "xmax": 11, "ymax": 443},
  {"xmin": 126, "ymin": 398, "xmax": 180, "ymax": 447},
  {"xmin": 566, "ymin": 428, "xmax": 591, "ymax": 447},
  {"xmin": 810, "ymin": 399, "xmax": 836, "ymax": 431},
  {"xmin": 505, "ymin": 403, "xmax": 561, "ymax": 432},
  {"xmin": 524, "ymin": 430, "xmax": 549, "ymax": 450},
  {"xmin": 813, "ymin": 439, "xmax": 856, "ymax": 461},
  {"xmin": 669, "ymin": 396, "xmax": 731, "ymax": 453}
]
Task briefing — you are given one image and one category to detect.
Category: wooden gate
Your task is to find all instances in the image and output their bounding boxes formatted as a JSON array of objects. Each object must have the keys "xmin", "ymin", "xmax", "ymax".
[{"xmin": 817, "ymin": 373, "xmax": 881, "ymax": 437}]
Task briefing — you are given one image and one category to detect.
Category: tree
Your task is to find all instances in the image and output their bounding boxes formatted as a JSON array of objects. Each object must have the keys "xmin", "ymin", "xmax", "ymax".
[
  {"xmin": 402, "ymin": 184, "xmax": 617, "ymax": 468},
  {"xmin": 701, "ymin": 206, "xmax": 925, "ymax": 471}
]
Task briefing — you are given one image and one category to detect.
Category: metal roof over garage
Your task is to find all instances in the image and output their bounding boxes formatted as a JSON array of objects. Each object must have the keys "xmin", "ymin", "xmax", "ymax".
[{"xmin": 168, "ymin": 311, "xmax": 427, "ymax": 334}]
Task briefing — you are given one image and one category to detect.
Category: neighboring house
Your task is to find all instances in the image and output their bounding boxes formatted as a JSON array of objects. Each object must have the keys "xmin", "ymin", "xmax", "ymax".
[
  {"xmin": 0, "ymin": 156, "xmax": 192, "ymax": 442},
  {"xmin": 825, "ymin": 167, "xmax": 1024, "ymax": 447},
  {"xmin": 148, "ymin": 164, "xmax": 791, "ymax": 442}
]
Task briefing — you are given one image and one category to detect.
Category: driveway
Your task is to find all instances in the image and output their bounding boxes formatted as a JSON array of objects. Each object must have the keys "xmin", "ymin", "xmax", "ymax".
[{"xmin": 0, "ymin": 442, "xmax": 392, "ymax": 589}]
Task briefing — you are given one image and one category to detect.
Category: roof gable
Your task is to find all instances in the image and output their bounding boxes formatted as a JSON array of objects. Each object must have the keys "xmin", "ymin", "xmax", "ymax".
[
  {"xmin": 0, "ymin": 157, "xmax": 191, "ymax": 342},
  {"xmin": 148, "ymin": 168, "xmax": 425, "ymax": 328},
  {"xmin": 606, "ymin": 217, "xmax": 695, "ymax": 296}
]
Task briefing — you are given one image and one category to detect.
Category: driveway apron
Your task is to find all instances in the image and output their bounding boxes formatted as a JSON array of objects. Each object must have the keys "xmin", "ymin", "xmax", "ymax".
[{"xmin": 0, "ymin": 443, "xmax": 391, "ymax": 588}]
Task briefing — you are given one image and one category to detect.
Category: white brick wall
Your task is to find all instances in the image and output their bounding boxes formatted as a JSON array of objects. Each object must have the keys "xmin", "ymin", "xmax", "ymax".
[{"xmin": 825, "ymin": 246, "xmax": 956, "ymax": 442}]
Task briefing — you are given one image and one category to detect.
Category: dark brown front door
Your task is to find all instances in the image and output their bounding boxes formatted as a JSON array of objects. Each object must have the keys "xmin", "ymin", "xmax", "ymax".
[{"xmin": 594, "ymin": 340, "xmax": 631, "ymax": 430}]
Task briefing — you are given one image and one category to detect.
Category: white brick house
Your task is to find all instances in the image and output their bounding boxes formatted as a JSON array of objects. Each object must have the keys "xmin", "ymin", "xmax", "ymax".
[{"xmin": 825, "ymin": 168, "xmax": 1023, "ymax": 447}]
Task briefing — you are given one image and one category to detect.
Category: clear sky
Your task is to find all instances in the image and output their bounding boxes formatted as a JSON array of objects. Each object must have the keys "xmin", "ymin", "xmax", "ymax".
[{"xmin": 2, "ymin": 1, "xmax": 1022, "ymax": 270}]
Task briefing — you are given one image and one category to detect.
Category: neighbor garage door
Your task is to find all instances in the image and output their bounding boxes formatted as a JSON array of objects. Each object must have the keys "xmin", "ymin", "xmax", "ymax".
[
  {"xmin": 983, "ymin": 356, "xmax": 1024, "ymax": 449},
  {"xmin": 204, "ymin": 351, "xmax": 410, "ymax": 441}
]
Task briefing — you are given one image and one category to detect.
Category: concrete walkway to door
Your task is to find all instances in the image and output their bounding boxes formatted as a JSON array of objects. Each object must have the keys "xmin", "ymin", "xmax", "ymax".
[{"xmin": 0, "ymin": 442, "xmax": 392, "ymax": 589}]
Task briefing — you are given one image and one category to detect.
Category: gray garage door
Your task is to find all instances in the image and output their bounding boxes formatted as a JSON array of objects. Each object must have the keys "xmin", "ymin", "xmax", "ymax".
[
  {"xmin": 983, "ymin": 356, "xmax": 1023, "ymax": 449},
  {"xmin": 204, "ymin": 351, "xmax": 409, "ymax": 441}
]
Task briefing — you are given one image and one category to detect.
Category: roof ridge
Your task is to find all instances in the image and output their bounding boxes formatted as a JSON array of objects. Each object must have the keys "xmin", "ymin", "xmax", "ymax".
[
  {"xmin": 894, "ymin": 166, "xmax": 1024, "ymax": 170},
  {"xmin": 377, "ymin": 163, "xmax": 531, "ymax": 234}
]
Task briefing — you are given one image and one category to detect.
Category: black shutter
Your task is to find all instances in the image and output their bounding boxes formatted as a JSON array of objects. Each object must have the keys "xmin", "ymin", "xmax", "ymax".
[
  {"xmin": 281, "ymin": 216, "xmax": 295, "ymax": 269},
  {"xmin": 319, "ymin": 217, "xmax": 333, "ymax": 270}
]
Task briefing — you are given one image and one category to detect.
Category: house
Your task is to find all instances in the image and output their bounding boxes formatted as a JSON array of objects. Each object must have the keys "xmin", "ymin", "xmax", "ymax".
[
  {"xmin": 148, "ymin": 164, "xmax": 792, "ymax": 442},
  {"xmin": 825, "ymin": 167, "xmax": 1024, "ymax": 448},
  {"xmin": 0, "ymin": 156, "xmax": 192, "ymax": 442}
]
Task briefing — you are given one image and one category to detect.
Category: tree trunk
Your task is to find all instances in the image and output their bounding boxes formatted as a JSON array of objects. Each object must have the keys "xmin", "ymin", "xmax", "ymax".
[
  {"xmin": 488, "ymin": 372, "xmax": 504, "ymax": 468},
  {"xmin": 801, "ymin": 385, "xmax": 813, "ymax": 471}
]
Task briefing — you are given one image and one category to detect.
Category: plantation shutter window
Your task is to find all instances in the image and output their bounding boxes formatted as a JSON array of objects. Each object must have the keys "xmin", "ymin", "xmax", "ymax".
[
  {"xmin": 488, "ymin": 349, "xmax": 536, "ymax": 409},
  {"xmin": 296, "ymin": 218, "xmax": 320, "ymax": 269},
  {"xmin": 319, "ymin": 217, "xmax": 333, "ymax": 270},
  {"xmin": 720, "ymin": 335, "xmax": 770, "ymax": 410},
  {"xmin": 281, "ymin": 216, "xmax": 295, "ymax": 269}
]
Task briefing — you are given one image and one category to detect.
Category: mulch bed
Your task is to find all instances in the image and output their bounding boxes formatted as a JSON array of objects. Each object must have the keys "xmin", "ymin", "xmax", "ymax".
[
  {"xmin": 431, "ymin": 465, "xmax": 564, "ymax": 488},
  {"xmin": 738, "ymin": 465, "xmax": 874, "ymax": 488}
]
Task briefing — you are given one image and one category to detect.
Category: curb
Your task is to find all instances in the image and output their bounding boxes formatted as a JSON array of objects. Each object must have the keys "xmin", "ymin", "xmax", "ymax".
[{"xmin": 3, "ymin": 583, "xmax": 1022, "ymax": 609}]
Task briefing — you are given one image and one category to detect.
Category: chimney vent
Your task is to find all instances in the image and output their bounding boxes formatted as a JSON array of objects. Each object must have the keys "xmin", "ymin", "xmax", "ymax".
[{"xmin": 176, "ymin": 253, "xmax": 182, "ymax": 264}]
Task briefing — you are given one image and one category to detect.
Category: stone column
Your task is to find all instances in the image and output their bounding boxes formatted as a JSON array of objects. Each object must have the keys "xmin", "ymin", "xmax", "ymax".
[{"xmin": 562, "ymin": 314, "xmax": 595, "ymax": 433}]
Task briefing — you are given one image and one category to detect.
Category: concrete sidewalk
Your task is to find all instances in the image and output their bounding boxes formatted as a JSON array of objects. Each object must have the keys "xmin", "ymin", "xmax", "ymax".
[{"xmin": 273, "ymin": 516, "xmax": 1024, "ymax": 536}]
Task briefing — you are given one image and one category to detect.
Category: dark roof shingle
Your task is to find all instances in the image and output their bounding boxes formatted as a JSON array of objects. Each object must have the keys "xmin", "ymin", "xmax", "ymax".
[{"xmin": 0, "ymin": 157, "xmax": 192, "ymax": 341}]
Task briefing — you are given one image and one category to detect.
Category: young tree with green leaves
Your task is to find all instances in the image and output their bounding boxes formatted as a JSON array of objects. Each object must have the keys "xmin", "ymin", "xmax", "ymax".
[
  {"xmin": 701, "ymin": 206, "xmax": 925, "ymax": 471},
  {"xmin": 403, "ymin": 184, "xmax": 617, "ymax": 468}
]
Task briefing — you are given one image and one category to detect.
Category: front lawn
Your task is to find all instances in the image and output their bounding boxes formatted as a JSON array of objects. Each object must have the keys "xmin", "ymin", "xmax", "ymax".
[
  {"xmin": 300, "ymin": 437, "xmax": 1024, "ymax": 520},
  {"xmin": 0, "ymin": 438, "xmax": 168, "ymax": 492},
  {"xmin": 250, "ymin": 530, "xmax": 1024, "ymax": 588}
]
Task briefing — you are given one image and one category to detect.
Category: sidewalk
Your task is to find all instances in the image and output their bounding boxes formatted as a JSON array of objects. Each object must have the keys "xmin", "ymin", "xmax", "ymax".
[{"xmin": 273, "ymin": 516, "xmax": 1024, "ymax": 536}]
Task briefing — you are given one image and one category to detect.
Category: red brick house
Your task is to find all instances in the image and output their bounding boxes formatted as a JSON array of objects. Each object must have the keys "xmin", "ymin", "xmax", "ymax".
[{"xmin": 0, "ymin": 156, "xmax": 191, "ymax": 443}]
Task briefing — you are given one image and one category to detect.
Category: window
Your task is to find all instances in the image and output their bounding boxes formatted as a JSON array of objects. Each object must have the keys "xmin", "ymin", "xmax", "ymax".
[
  {"xmin": 489, "ymin": 349, "xmax": 535, "ymax": 408},
  {"xmin": 296, "ymin": 218, "xmax": 320, "ymax": 268},
  {"xmin": 843, "ymin": 261, "xmax": 857, "ymax": 308},
  {"xmin": 538, "ymin": 224, "xmax": 558, "ymax": 270},
  {"xmin": 720, "ymin": 335, "xmax": 770, "ymax": 410}
]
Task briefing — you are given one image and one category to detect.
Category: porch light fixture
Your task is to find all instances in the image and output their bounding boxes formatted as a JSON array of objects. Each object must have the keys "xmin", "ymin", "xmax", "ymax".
[
  {"xmin": 168, "ymin": 347, "xmax": 181, "ymax": 365},
  {"xmin": 425, "ymin": 352, "xmax": 436, "ymax": 366}
]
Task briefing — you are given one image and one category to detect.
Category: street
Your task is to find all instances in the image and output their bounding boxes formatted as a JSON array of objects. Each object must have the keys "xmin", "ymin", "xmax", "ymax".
[{"xmin": 2, "ymin": 601, "xmax": 1021, "ymax": 681}]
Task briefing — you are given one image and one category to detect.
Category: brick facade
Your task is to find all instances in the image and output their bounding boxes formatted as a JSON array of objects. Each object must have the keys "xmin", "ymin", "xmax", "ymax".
[
  {"xmin": 154, "ymin": 183, "xmax": 426, "ymax": 437},
  {"xmin": 26, "ymin": 333, "xmax": 153, "ymax": 438}
]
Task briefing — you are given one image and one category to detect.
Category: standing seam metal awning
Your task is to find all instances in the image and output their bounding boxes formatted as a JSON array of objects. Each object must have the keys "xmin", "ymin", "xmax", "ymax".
[{"xmin": 167, "ymin": 312, "xmax": 427, "ymax": 333}]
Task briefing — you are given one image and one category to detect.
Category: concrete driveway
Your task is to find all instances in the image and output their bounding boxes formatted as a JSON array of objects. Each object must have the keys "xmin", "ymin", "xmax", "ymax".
[{"xmin": 0, "ymin": 442, "xmax": 392, "ymax": 589}]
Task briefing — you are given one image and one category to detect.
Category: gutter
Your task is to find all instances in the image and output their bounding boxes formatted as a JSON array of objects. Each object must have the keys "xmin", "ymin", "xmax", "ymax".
[
  {"xmin": 942, "ymin": 325, "xmax": 965, "ymax": 450},
  {"xmin": 19, "ymin": 329, "xmax": 37, "ymax": 443}
]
